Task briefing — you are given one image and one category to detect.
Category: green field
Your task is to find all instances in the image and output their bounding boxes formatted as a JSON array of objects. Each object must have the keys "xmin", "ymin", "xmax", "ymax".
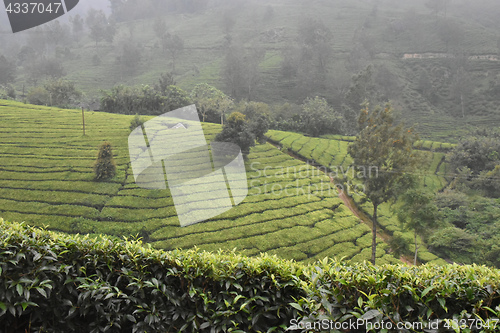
[
  {"xmin": 0, "ymin": 100, "xmax": 418, "ymax": 264},
  {"xmin": 267, "ymin": 129, "xmax": 450, "ymax": 264}
]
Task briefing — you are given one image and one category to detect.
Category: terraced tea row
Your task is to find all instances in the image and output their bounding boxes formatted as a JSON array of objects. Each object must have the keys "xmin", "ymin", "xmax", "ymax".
[
  {"xmin": 0, "ymin": 101, "xmax": 399, "ymax": 264},
  {"xmin": 268, "ymin": 130, "xmax": 450, "ymax": 188},
  {"xmin": 266, "ymin": 130, "xmax": 449, "ymax": 264}
]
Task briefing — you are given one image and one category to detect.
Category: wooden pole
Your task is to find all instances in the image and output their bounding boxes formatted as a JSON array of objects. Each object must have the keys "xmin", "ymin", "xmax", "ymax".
[{"xmin": 82, "ymin": 107, "xmax": 86, "ymax": 136}]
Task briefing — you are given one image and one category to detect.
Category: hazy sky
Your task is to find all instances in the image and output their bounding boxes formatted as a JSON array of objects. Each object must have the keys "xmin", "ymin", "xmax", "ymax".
[{"xmin": 69, "ymin": 0, "xmax": 111, "ymax": 16}]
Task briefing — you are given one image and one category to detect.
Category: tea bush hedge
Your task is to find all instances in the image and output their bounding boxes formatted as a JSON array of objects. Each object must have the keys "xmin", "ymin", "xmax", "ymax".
[
  {"xmin": 2, "ymin": 219, "xmax": 500, "ymax": 333},
  {"xmin": 293, "ymin": 259, "xmax": 500, "ymax": 333},
  {"xmin": 0, "ymin": 219, "xmax": 303, "ymax": 332}
]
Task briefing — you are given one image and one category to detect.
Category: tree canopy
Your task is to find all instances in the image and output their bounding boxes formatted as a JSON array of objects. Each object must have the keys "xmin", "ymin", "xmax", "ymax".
[
  {"xmin": 0, "ymin": 55, "xmax": 16, "ymax": 86},
  {"xmin": 300, "ymin": 96, "xmax": 344, "ymax": 137},
  {"xmin": 215, "ymin": 112, "xmax": 255, "ymax": 157},
  {"xmin": 86, "ymin": 9, "xmax": 116, "ymax": 46},
  {"xmin": 348, "ymin": 102, "xmax": 419, "ymax": 264},
  {"xmin": 190, "ymin": 83, "xmax": 233, "ymax": 123}
]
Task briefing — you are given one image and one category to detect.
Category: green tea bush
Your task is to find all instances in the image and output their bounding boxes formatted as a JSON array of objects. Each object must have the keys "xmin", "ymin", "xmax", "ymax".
[
  {"xmin": 266, "ymin": 130, "xmax": 290, "ymax": 142},
  {"xmin": 422, "ymin": 140, "xmax": 433, "ymax": 149},
  {"xmin": 1, "ymin": 219, "xmax": 500, "ymax": 333},
  {"xmin": 0, "ymin": 219, "xmax": 302, "ymax": 332},
  {"xmin": 298, "ymin": 138, "xmax": 317, "ymax": 157},
  {"xmin": 293, "ymin": 259, "xmax": 500, "ymax": 332},
  {"xmin": 106, "ymin": 195, "xmax": 173, "ymax": 209},
  {"xmin": 291, "ymin": 136, "xmax": 310, "ymax": 153},
  {"xmin": 414, "ymin": 140, "xmax": 424, "ymax": 149},
  {"xmin": 99, "ymin": 206, "xmax": 176, "ymax": 222},
  {"xmin": 332, "ymin": 227, "xmax": 367, "ymax": 243},
  {"xmin": 280, "ymin": 133, "xmax": 300, "ymax": 149}
]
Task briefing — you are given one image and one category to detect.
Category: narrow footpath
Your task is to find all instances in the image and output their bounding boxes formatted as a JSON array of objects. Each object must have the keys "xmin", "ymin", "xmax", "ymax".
[{"xmin": 267, "ymin": 139, "xmax": 413, "ymax": 264}]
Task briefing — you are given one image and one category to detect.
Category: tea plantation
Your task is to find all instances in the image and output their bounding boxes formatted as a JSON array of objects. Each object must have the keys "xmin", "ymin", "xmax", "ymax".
[
  {"xmin": 266, "ymin": 130, "xmax": 452, "ymax": 265},
  {"xmin": 0, "ymin": 100, "xmax": 417, "ymax": 264}
]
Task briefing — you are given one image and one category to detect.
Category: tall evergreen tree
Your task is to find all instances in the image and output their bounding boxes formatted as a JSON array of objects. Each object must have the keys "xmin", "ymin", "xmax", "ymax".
[
  {"xmin": 94, "ymin": 142, "xmax": 116, "ymax": 181},
  {"xmin": 348, "ymin": 103, "xmax": 419, "ymax": 264}
]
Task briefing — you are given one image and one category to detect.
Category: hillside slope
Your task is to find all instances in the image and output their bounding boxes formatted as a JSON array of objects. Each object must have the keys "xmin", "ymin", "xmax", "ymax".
[{"xmin": 1, "ymin": 100, "xmax": 447, "ymax": 264}]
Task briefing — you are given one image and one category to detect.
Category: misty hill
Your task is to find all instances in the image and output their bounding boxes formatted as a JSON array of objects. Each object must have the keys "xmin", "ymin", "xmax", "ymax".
[{"xmin": 1, "ymin": 0, "xmax": 500, "ymax": 141}]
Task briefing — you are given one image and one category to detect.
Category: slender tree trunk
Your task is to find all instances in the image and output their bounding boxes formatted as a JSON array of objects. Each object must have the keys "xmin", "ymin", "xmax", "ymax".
[
  {"xmin": 460, "ymin": 92, "xmax": 465, "ymax": 118},
  {"xmin": 414, "ymin": 230, "xmax": 418, "ymax": 266},
  {"xmin": 371, "ymin": 203, "xmax": 378, "ymax": 265}
]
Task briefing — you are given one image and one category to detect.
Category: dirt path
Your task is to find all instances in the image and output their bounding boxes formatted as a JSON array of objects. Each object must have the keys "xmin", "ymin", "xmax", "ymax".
[
  {"xmin": 267, "ymin": 138, "xmax": 413, "ymax": 264},
  {"xmin": 336, "ymin": 188, "xmax": 390, "ymax": 243},
  {"xmin": 337, "ymin": 190, "xmax": 362, "ymax": 220},
  {"xmin": 268, "ymin": 139, "xmax": 383, "ymax": 236},
  {"xmin": 337, "ymin": 187, "xmax": 414, "ymax": 264}
]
